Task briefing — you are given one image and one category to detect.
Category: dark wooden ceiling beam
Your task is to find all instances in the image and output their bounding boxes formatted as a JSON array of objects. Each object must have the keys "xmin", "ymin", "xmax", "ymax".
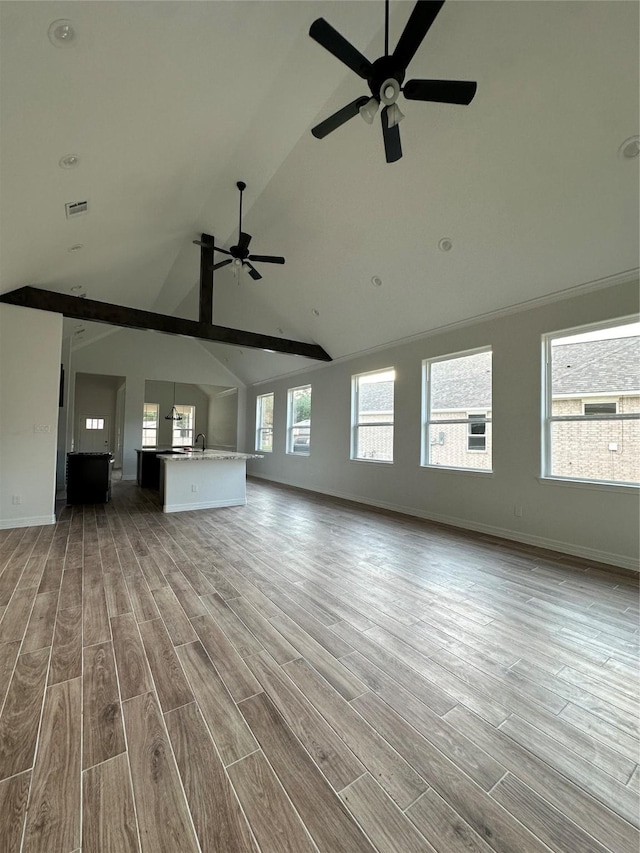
[
  {"xmin": 0, "ymin": 286, "xmax": 332, "ymax": 362},
  {"xmin": 198, "ymin": 232, "xmax": 215, "ymax": 325}
]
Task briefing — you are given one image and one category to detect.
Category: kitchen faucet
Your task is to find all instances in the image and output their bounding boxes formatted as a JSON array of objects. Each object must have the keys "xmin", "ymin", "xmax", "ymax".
[{"xmin": 195, "ymin": 433, "xmax": 206, "ymax": 451}]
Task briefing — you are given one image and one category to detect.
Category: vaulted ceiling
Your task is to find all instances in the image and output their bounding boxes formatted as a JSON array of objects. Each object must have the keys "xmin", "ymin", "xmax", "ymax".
[{"xmin": 1, "ymin": 1, "xmax": 638, "ymax": 385}]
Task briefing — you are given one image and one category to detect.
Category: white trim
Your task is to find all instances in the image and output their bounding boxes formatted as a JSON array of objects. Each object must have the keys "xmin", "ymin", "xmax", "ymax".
[
  {"xmin": 351, "ymin": 367, "xmax": 395, "ymax": 462},
  {"xmin": 0, "ymin": 514, "xmax": 56, "ymax": 529},
  {"xmin": 250, "ymin": 270, "xmax": 640, "ymax": 387},
  {"xmin": 543, "ymin": 315, "xmax": 640, "ymax": 482},
  {"xmin": 286, "ymin": 384, "xmax": 311, "ymax": 455},
  {"xmin": 539, "ymin": 476, "xmax": 639, "ymax": 492},
  {"xmin": 256, "ymin": 392, "xmax": 274, "ymax": 453},
  {"xmin": 163, "ymin": 497, "xmax": 246, "ymax": 513},
  {"xmin": 546, "ymin": 311, "xmax": 639, "ymax": 343},
  {"xmin": 249, "ymin": 474, "xmax": 638, "ymax": 572}
]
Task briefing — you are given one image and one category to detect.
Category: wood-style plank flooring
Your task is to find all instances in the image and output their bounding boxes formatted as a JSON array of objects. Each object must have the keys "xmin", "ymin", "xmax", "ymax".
[{"xmin": 0, "ymin": 478, "xmax": 638, "ymax": 852}]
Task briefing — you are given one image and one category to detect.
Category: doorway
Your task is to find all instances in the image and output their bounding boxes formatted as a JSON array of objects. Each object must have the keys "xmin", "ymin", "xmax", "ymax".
[{"xmin": 77, "ymin": 414, "xmax": 110, "ymax": 452}]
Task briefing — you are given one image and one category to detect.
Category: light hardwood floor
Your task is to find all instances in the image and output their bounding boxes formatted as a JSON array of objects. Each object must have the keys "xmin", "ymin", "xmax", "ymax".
[{"xmin": 0, "ymin": 478, "xmax": 638, "ymax": 852}]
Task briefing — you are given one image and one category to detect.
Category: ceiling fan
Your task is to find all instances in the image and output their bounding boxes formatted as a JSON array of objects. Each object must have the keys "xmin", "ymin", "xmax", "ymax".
[
  {"xmin": 193, "ymin": 181, "xmax": 285, "ymax": 281},
  {"xmin": 309, "ymin": 0, "xmax": 477, "ymax": 163}
]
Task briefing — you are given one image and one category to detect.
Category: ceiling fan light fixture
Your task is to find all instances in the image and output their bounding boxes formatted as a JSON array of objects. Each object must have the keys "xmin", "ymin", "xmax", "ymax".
[
  {"xmin": 164, "ymin": 383, "xmax": 183, "ymax": 421},
  {"xmin": 380, "ymin": 77, "xmax": 400, "ymax": 106},
  {"xmin": 386, "ymin": 103, "xmax": 405, "ymax": 128},
  {"xmin": 359, "ymin": 97, "xmax": 379, "ymax": 125}
]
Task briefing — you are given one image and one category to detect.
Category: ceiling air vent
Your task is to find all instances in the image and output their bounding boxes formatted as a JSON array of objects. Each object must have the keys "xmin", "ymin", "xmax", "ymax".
[{"xmin": 65, "ymin": 200, "xmax": 88, "ymax": 218}]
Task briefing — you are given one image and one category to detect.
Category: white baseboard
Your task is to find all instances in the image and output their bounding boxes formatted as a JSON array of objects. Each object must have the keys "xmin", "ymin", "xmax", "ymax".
[
  {"xmin": 163, "ymin": 498, "xmax": 246, "ymax": 513},
  {"xmin": 249, "ymin": 474, "xmax": 639, "ymax": 573},
  {"xmin": 0, "ymin": 515, "xmax": 56, "ymax": 530}
]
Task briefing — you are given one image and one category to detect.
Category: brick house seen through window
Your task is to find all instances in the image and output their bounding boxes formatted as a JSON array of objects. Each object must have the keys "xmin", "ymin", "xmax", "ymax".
[{"xmin": 545, "ymin": 323, "xmax": 640, "ymax": 484}]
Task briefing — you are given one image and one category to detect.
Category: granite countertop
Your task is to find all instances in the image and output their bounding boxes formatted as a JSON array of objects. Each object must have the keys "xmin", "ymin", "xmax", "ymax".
[{"xmin": 157, "ymin": 450, "xmax": 263, "ymax": 462}]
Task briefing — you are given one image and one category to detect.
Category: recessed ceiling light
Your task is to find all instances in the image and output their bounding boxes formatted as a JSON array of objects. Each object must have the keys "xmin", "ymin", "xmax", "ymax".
[
  {"xmin": 438, "ymin": 237, "xmax": 453, "ymax": 252},
  {"xmin": 59, "ymin": 154, "xmax": 80, "ymax": 169},
  {"xmin": 371, "ymin": 276, "xmax": 383, "ymax": 287},
  {"xmin": 311, "ymin": 308, "xmax": 320, "ymax": 317},
  {"xmin": 67, "ymin": 244, "xmax": 83, "ymax": 253},
  {"xmin": 618, "ymin": 135, "xmax": 640, "ymax": 159},
  {"xmin": 70, "ymin": 285, "xmax": 83, "ymax": 292},
  {"xmin": 48, "ymin": 19, "xmax": 77, "ymax": 48}
]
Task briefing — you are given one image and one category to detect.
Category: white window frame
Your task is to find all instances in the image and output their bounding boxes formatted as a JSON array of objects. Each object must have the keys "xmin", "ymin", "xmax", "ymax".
[
  {"xmin": 142, "ymin": 403, "xmax": 159, "ymax": 447},
  {"xmin": 351, "ymin": 367, "xmax": 395, "ymax": 464},
  {"xmin": 85, "ymin": 417, "xmax": 105, "ymax": 430},
  {"xmin": 171, "ymin": 404, "xmax": 195, "ymax": 447},
  {"xmin": 255, "ymin": 392, "xmax": 274, "ymax": 453},
  {"xmin": 286, "ymin": 384, "xmax": 311, "ymax": 455},
  {"xmin": 542, "ymin": 316, "xmax": 640, "ymax": 486},
  {"xmin": 422, "ymin": 346, "xmax": 493, "ymax": 471}
]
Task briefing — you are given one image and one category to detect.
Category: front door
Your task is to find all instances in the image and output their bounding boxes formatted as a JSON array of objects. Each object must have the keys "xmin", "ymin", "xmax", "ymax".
[{"xmin": 77, "ymin": 414, "xmax": 110, "ymax": 452}]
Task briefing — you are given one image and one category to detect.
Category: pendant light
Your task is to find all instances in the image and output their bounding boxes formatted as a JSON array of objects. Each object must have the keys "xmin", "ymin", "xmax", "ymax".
[{"xmin": 165, "ymin": 383, "xmax": 183, "ymax": 421}]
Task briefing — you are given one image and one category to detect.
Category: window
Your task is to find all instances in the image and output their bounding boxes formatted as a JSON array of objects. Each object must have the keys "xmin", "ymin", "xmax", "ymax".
[
  {"xmin": 352, "ymin": 369, "xmax": 394, "ymax": 462},
  {"xmin": 287, "ymin": 385, "xmax": 311, "ymax": 455},
  {"xmin": 583, "ymin": 401, "xmax": 617, "ymax": 416},
  {"xmin": 256, "ymin": 393, "xmax": 274, "ymax": 452},
  {"xmin": 543, "ymin": 319, "xmax": 640, "ymax": 485},
  {"xmin": 142, "ymin": 404, "xmax": 158, "ymax": 447},
  {"xmin": 423, "ymin": 348, "xmax": 492, "ymax": 471},
  {"xmin": 467, "ymin": 414, "xmax": 487, "ymax": 451},
  {"xmin": 171, "ymin": 404, "xmax": 195, "ymax": 447},
  {"xmin": 85, "ymin": 418, "xmax": 105, "ymax": 430}
]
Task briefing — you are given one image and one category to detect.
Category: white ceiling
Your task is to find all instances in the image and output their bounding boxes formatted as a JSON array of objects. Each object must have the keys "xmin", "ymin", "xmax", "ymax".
[{"xmin": 1, "ymin": 1, "xmax": 638, "ymax": 385}]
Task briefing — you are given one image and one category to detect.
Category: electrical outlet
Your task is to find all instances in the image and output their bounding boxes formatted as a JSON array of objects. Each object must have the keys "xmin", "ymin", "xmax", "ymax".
[
  {"xmin": 12, "ymin": 495, "xmax": 22, "ymax": 505},
  {"xmin": 34, "ymin": 424, "xmax": 51, "ymax": 433},
  {"xmin": 191, "ymin": 484, "xmax": 198, "ymax": 493},
  {"xmin": 514, "ymin": 506, "xmax": 523, "ymax": 517}
]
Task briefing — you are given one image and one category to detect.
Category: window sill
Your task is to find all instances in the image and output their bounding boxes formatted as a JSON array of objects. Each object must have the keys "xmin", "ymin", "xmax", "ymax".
[
  {"xmin": 350, "ymin": 458, "xmax": 394, "ymax": 465},
  {"xmin": 421, "ymin": 465, "xmax": 494, "ymax": 477},
  {"xmin": 539, "ymin": 477, "xmax": 639, "ymax": 493}
]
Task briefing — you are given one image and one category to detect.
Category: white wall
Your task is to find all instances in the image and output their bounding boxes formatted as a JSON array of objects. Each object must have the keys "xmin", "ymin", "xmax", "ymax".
[
  {"xmin": 208, "ymin": 388, "xmax": 238, "ymax": 450},
  {"xmin": 0, "ymin": 305, "xmax": 62, "ymax": 527},
  {"xmin": 245, "ymin": 280, "xmax": 640, "ymax": 571},
  {"xmin": 71, "ymin": 328, "xmax": 245, "ymax": 478}
]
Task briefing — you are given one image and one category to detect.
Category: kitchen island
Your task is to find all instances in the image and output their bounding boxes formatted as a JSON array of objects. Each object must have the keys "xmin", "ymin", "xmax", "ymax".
[{"xmin": 157, "ymin": 449, "xmax": 262, "ymax": 513}]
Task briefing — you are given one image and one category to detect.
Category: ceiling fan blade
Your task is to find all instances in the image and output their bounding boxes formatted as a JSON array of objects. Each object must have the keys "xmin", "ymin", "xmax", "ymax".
[
  {"xmin": 212, "ymin": 246, "xmax": 233, "ymax": 256},
  {"xmin": 248, "ymin": 255, "xmax": 285, "ymax": 265},
  {"xmin": 309, "ymin": 18, "xmax": 373, "ymax": 79},
  {"xmin": 192, "ymin": 239, "xmax": 214, "ymax": 248},
  {"xmin": 245, "ymin": 262, "xmax": 262, "ymax": 281},
  {"xmin": 393, "ymin": 0, "xmax": 445, "ymax": 70},
  {"xmin": 237, "ymin": 232, "xmax": 252, "ymax": 252},
  {"xmin": 404, "ymin": 79, "xmax": 477, "ymax": 105},
  {"xmin": 312, "ymin": 96, "xmax": 369, "ymax": 139},
  {"xmin": 382, "ymin": 106, "xmax": 402, "ymax": 163},
  {"xmin": 211, "ymin": 259, "xmax": 233, "ymax": 272}
]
